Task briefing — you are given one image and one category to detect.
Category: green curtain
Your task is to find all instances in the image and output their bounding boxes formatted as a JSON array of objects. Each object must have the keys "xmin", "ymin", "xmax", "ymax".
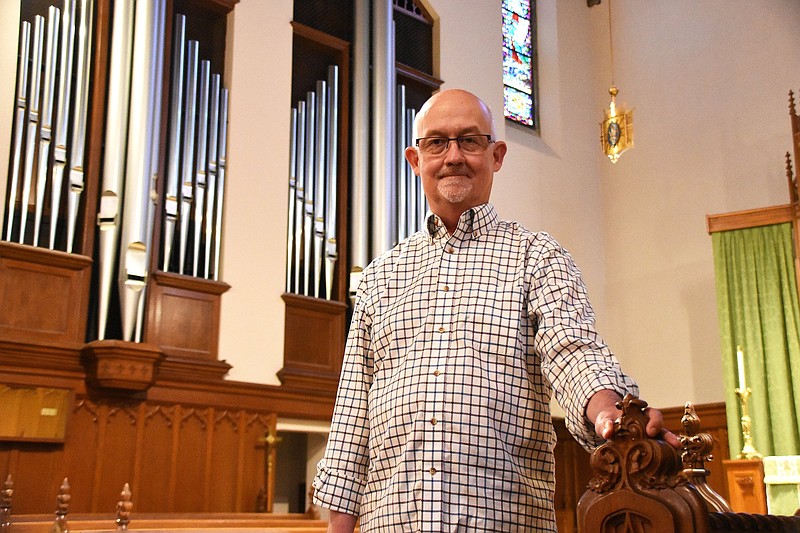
[{"xmin": 712, "ymin": 222, "xmax": 800, "ymax": 458}]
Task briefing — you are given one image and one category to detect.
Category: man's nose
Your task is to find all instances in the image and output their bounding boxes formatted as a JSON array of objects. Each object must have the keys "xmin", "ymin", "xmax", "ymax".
[{"xmin": 442, "ymin": 139, "xmax": 466, "ymax": 161}]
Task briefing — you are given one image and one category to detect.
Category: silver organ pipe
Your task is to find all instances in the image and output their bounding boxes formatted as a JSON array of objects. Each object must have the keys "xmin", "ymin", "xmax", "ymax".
[
  {"xmin": 49, "ymin": 0, "xmax": 77, "ymax": 250},
  {"xmin": 396, "ymin": 84, "xmax": 407, "ymax": 242},
  {"xmin": 204, "ymin": 74, "xmax": 221, "ymax": 279},
  {"xmin": 302, "ymin": 90, "xmax": 316, "ymax": 296},
  {"xmin": 66, "ymin": 0, "xmax": 95, "ymax": 252},
  {"xmin": 179, "ymin": 40, "xmax": 199, "ymax": 275},
  {"xmin": 192, "ymin": 60, "xmax": 211, "ymax": 278},
  {"xmin": 18, "ymin": 15, "xmax": 45, "ymax": 245},
  {"xmin": 118, "ymin": 0, "xmax": 163, "ymax": 342},
  {"xmin": 163, "ymin": 14, "xmax": 186, "ymax": 272},
  {"xmin": 324, "ymin": 65, "xmax": 339, "ymax": 301},
  {"xmin": 371, "ymin": 0, "xmax": 396, "ymax": 257},
  {"xmin": 213, "ymin": 88, "xmax": 229, "ymax": 281},
  {"xmin": 349, "ymin": 0, "xmax": 370, "ymax": 298},
  {"xmin": 293, "ymin": 100, "xmax": 306, "ymax": 293},
  {"xmin": 286, "ymin": 107, "xmax": 298, "ymax": 293},
  {"xmin": 313, "ymin": 80, "xmax": 327, "ymax": 299},
  {"xmin": 97, "ymin": 0, "xmax": 135, "ymax": 339},
  {"xmin": 32, "ymin": 6, "xmax": 60, "ymax": 247},
  {"xmin": 136, "ymin": 0, "xmax": 165, "ymax": 341},
  {"xmin": 5, "ymin": 21, "xmax": 31, "ymax": 242}
]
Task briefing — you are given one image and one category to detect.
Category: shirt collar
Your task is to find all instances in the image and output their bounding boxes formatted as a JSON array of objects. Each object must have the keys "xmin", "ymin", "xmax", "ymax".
[{"xmin": 425, "ymin": 203, "xmax": 498, "ymax": 242}]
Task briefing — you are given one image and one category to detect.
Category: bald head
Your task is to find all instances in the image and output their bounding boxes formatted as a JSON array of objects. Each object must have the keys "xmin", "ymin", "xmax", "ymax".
[{"xmin": 413, "ymin": 89, "xmax": 498, "ymax": 140}]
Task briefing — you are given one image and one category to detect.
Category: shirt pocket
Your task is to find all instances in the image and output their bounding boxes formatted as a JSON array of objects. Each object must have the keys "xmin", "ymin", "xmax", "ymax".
[{"xmin": 464, "ymin": 284, "xmax": 525, "ymax": 360}]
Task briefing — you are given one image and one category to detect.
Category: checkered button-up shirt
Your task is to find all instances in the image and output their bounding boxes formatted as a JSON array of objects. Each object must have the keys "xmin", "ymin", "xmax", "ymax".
[{"xmin": 313, "ymin": 203, "xmax": 638, "ymax": 532}]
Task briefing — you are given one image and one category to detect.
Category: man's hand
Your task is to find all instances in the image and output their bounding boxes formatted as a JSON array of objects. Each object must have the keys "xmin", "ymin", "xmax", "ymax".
[{"xmin": 587, "ymin": 390, "xmax": 681, "ymax": 449}]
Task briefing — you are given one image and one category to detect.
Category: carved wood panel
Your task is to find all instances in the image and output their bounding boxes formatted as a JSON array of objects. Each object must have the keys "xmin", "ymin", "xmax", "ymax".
[
  {"xmin": 137, "ymin": 404, "xmax": 176, "ymax": 511},
  {"xmin": 0, "ymin": 394, "xmax": 276, "ymax": 515}
]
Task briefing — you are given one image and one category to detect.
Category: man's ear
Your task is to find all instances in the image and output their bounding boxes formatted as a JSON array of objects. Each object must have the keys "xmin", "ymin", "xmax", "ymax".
[
  {"xmin": 404, "ymin": 146, "xmax": 420, "ymax": 175},
  {"xmin": 492, "ymin": 141, "xmax": 508, "ymax": 171}
]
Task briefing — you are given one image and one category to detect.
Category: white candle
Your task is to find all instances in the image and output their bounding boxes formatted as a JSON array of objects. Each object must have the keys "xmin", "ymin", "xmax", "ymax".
[{"xmin": 736, "ymin": 346, "xmax": 747, "ymax": 390}]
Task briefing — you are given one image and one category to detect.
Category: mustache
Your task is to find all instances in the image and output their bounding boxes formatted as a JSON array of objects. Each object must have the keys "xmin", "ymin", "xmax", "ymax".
[{"xmin": 436, "ymin": 165, "xmax": 469, "ymax": 178}]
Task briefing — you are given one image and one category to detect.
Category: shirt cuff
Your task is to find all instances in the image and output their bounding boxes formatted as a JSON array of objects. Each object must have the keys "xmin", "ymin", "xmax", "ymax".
[{"xmin": 312, "ymin": 459, "xmax": 365, "ymax": 516}]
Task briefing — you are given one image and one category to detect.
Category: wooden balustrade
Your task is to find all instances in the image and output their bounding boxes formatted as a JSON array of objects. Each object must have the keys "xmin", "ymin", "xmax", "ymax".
[{"xmin": 0, "ymin": 477, "xmax": 335, "ymax": 533}]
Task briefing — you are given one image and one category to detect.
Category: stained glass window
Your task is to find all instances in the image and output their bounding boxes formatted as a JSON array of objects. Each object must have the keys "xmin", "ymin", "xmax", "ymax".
[{"xmin": 502, "ymin": 0, "xmax": 537, "ymax": 129}]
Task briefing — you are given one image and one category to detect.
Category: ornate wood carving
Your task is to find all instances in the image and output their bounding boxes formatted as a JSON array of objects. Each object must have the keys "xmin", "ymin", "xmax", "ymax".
[
  {"xmin": 82, "ymin": 340, "xmax": 164, "ymax": 391},
  {"xmin": 577, "ymin": 395, "xmax": 709, "ymax": 533}
]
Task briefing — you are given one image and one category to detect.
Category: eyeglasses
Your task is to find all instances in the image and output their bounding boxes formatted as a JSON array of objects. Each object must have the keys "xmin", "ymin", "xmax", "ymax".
[{"xmin": 415, "ymin": 134, "xmax": 494, "ymax": 155}]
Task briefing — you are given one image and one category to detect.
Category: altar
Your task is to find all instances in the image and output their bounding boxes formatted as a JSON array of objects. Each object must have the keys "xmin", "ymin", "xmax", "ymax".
[{"xmin": 763, "ymin": 455, "xmax": 800, "ymax": 516}]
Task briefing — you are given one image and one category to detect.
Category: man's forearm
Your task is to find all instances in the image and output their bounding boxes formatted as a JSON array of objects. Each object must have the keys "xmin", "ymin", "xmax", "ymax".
[{"xmin": 327, "ymin": 510, "xmax": 358, "ymax": 533}]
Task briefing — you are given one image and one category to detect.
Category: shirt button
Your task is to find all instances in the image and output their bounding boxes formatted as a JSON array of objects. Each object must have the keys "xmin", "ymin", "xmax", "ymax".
[
  {"xmin": 445, "ymin": 247, "xmax": 455, "ymax": 254},
  {"xmin": 429, "ymin": 467, "xmax": 437, "ymax": 475},
  {"xmin": 442, "ymin": 285, "xmax": 449, "ymax": 292},
  {"xmin": 437, "ymin": 327, "xmax": 445, "ymax": 333},
  {"xmin": 430, "ymin": 418, "xmax": 438, "ymax": 425},
  {"xmin": 433, "ymin": 370, "xmax": 440, "ymax": 377}
]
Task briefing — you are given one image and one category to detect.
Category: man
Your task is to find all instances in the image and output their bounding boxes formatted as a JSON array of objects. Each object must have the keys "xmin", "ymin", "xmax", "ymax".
[{"xmin": 313, "ymin": 89, "xmax": 678, "ymax": 532}]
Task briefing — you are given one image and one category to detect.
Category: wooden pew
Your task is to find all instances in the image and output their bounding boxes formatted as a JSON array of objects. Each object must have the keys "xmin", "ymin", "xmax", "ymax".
[{"xmin": 577, "ymin": 395, "xmax": 800, "ymax": 532}]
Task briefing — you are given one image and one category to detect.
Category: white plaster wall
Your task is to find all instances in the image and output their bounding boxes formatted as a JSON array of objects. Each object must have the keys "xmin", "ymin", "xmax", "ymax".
[
  {"xmin": 589, "ymin": 0, "xmax": 800, "ymax": 406},
  {"xmin": 218, "ymin": 0, "xmax": 294, "ymax": 384}
]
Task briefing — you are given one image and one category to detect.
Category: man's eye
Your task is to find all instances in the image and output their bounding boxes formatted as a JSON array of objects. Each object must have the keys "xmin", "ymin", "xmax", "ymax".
[
  {"xmin": 460, "ymin": 136, "xmax": 479, "ymax": 146},
  {"xmin": 428, "ymin": 138, "xmax": 447, "ymax": 146}
]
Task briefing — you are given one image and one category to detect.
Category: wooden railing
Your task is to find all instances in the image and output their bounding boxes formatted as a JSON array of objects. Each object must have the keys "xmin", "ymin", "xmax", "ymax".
[
  {"xmin": 0, "ymin": 478, "xmax": 335, "ymax": 533},
  {"xmin": 577, "ymin": 395, "xmax": 800, "ymax": 533}
]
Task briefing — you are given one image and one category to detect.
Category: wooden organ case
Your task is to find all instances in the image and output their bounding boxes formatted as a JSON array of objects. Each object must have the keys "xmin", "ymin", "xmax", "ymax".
[{"xmin": 0, "ymin": 0, "xmax": 336, "ymax": 515}]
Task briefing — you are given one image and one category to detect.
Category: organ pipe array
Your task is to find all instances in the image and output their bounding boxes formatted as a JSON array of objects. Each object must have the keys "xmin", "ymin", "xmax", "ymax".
[
  {"xmin": 3, "ymin": 3, "xmax": 231, "ymax": 343},
  {"xmin": 283, "ymin": 76, "xmax": 427, "ymax": 301},
  {"xmin": 286, "ymin": 66, "xmax": 339, "ymax": 299},
  {"xmin": 4, "ymin": 0, "xmax": 92, "ymax": 250},
  {"xmin": 396, "ymin": 84, "xmax": 426, "ymax": 243},
  {"xmin": 342, "ymin": 0, "xmax": 428, "ymax": 303}
]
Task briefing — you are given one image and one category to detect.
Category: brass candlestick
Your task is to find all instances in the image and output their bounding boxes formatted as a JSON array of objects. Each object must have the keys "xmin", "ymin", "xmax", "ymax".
[{"xmin": 735, "ymin": 386, "xmax": 762, "ymax": 459}]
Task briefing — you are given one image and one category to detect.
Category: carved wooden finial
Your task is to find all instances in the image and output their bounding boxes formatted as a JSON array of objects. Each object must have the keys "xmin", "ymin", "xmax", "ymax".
[
  {"xmin": 678, "ymin": 403, "xmax": 733, "ymax": 513},
  {"xmin": 680, "ymin": 402, "xmax": 713, "ymax": 468},
  {"xmin": 52, "ymin": 478, "xmax": 71, "ymax": 533},
  {"xmin": 787, "ymin": 152, "xmax": 798, "ymax": 205},
  {"xmin": 789, "ymin": 89, "xmax": 797, "ymax": 117},
  {"xmin": 1, "ymin": 475, "xmax": 13, "ymax": 533},
  {"xmin": 115, "ymin": 483, "xmax": 133, "ymax": 530}
]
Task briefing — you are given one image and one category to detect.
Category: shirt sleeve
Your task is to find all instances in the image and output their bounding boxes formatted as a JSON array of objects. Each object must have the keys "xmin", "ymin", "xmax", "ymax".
[
  {"xmin": 312, "ymin": 270, "xmax": 375, "ymax": 516},
  {"xmin": 525, "ymin": 233, "xmax": 639, "ymax": 451}
]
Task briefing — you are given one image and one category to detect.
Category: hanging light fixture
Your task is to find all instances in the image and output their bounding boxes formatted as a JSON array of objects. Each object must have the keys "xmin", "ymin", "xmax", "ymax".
[{"xmin": 600, "ymin": 0, "xmax": 633, "ymax": 163}]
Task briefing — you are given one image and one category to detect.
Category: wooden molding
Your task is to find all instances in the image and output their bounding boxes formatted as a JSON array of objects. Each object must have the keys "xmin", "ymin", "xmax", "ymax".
[
  {"xmin": 81, "ymin": 339, "xmax": 164, "ymax": 391},
  {"xmin": 706, "ymin": 204, "xmax": 796, "ymax": 234}
]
